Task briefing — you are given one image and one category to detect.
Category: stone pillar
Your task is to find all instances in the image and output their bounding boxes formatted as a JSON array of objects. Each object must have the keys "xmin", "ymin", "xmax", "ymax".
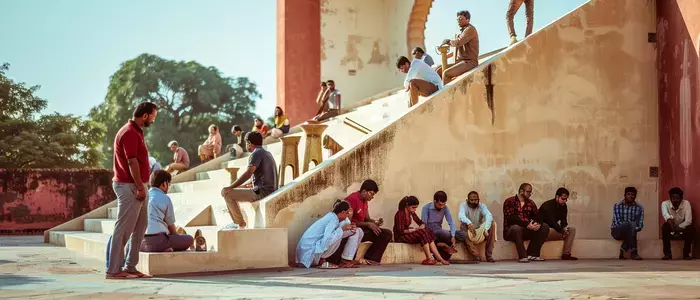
[
  {"xmin": 278, "ymin": 135, "xmax": 302, "ymax": 186},
  {"xmin": 437, "ymin": 44, "xmax": 451, "ymax": 78},
  {"xmin": 225, "ymin": 168, "xmax": 239, "ymax": 185},
  {"xmin": 277, "ymin": 0, "xmax": 321, "ymax": 126},
  {"xmin": 300, "ymin": 123, "xmax": 328, "ymax": 173}
]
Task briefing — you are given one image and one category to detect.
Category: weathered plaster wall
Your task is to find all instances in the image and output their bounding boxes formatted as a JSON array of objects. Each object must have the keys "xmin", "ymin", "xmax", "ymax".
[
  {"xmin": 263, "ymin": 0, "xmax": 659, "ymax": 263},
  {"xmin": 320, "ymin": 0, "xmax": 412, "ymax": 109},
  {"xmin": 656, "ymin": 0, "xmax": 700, "ymax": 252},
  {"xmin": 0, "ymin": 169, "xmax": 115, "ymax": 235}
]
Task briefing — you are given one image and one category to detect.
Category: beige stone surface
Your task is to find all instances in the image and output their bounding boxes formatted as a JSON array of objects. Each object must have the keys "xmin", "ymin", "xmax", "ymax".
[{"xmin": 263, "ymin": 0, "xmax": 661, "ymax": 263}]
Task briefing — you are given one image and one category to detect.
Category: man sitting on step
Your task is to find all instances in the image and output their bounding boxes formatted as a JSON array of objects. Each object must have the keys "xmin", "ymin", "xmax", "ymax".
[
  {"xmin": 220, "ymin": 132, "xmax": 279, "ymax": 228},
  {"xmin": 503, "ymin": 183, "xmax": 549, "ymax": 263},
  {"xmin": 538, "ymin": 187, "xmax": 578, "ymax": 260},
  {"xmin": 434, "ymin": 10, "xmax": 479, "ymax": 85},
  {"xmin": 140, "ymin": 170, "xmax": 194, "ymax": 253},
  {"xmin": 610, "ymin": 186, "xmax": 644, "ymax": 260},
  {"xmin": 661, "ymin": 187, "xmax": 694, "ymax": 260},
  {"xmin": 165, "ymin": 140, "xmax": 190, "ymax": 174},
  {"xmin": 421, "ymin": 191, "xmax": 458, "ymax": 260},
  {"xmin": 396, "ymin": 56, "xmax": 443, "ymax": 108},
  {"xmin": 225, "ymin": 125, "xmax": 248, "ymax": 159},
  {"xmin": 457, "ymin": 191, "xmax": 495, "ymax": 263},
  {"xmin": 345, "ymin": 179, "xmax": 393, "ymax": 265}
]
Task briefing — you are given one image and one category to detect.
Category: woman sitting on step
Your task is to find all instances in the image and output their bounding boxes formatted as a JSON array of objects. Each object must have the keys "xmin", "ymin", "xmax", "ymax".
[
  {"xmin": 140, "ymin": 170, "xmax": 194, "ymax": 253},
  {"xmin": 198, "ymin": 124, "xmax": 222, "ymax": 163},
  {"xmin": 393, "ymin": 196, "xmax": 450, "ymax": 266}
]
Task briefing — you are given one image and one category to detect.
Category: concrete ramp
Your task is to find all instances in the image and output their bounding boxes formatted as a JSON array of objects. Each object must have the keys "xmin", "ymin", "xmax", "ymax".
[{"xmin": 260, "ymin": 0, "xmax": 661, "ymax": 263}]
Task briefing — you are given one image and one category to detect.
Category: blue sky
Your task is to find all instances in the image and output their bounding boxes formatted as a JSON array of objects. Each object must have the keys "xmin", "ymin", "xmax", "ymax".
[{"xmin": 0, "ymin": 0, "xmax": 587, "ymax": 120}]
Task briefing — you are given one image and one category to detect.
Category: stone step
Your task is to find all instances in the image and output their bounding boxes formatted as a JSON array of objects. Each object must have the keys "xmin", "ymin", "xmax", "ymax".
[
  {"xmin": 355, "ymin": 239, "xmax": 688, "ymax": 264},
  {"xmin": 108, "ymin": 207, "xmax": 118, "ymax": 219},
  {"xmin": 82, "ymin": 219, "xmax": 219, "ymax": 250},
  {"xmin": 48, "ymin": 228, "xmax": 288, "ymax": 276}
]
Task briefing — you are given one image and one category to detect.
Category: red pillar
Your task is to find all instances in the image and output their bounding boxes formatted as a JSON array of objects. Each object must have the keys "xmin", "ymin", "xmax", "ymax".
[{"xmin": 277, "ymin": 0, "xmax": 321, "ymax": 127}]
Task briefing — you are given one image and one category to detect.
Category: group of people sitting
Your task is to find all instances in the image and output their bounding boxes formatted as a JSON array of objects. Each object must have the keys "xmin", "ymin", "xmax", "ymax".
[{"xmin": 295, "ymin": 181, "xmax": 695, "ymax": 269}]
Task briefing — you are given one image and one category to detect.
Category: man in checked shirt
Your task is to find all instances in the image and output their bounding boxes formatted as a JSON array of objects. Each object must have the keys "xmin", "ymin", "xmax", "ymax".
[{"xmin": 610, "ymin": 187, "xmax": 644, "ymax": 260}]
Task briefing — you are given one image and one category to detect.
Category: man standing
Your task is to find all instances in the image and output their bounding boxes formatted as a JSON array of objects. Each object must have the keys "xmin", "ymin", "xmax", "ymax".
[
  {"xmin": 412, "ymin": 47, "xmax": 435, "ymax": 67},
  {"xmin": 506, "ymin": 0, "xmax": 535, "ymax": 46},
  {"xmin": 435, "ymin": 10, "xmax": 479, "ymax": 85},
  {"xmin": 220, "ymin": 132, "xmax": 278, "ymax": 228},
  {"xmin": 345, "ymin": 179, "xmax": 392, "ymax": 265},
  {"xmin": 610, "ymin": 187, "xmax": 644, "ymax": 260},
  {"xmin": 503, "ymin": 183, "xmax": 549, "ymax": 263},
  {"xmin": 457, "ymin": 191, "xmax": 495, "ymax": 262},
  {"xmin": 661, "ymin": 187, "xmax": 694, "ymax": 260},
  {"xmin": 106, "ymin": 102, "xmax": 158, "ymax": 279},
  {"xmin": 539, "ymin": 188, "xmax": 578, "ymax": 260},
  {"xmin": 313, "ymin": 80, "xmax": 340, "ymax": 122},
  {"xmin": 421, "ymin": 191, "xmax": 458, "ymax": 260},
  {"xmin": 396, "ymin": 56, "xmax": 443, "ymax": 108},
  {"xmin": 165, "ymin": 141, "xmax": 190, "ymax": 174}
]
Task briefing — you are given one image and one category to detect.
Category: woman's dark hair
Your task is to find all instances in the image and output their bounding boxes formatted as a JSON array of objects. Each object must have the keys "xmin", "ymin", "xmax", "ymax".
[
  {"xmin": 398, "ymin": 196, "xmax": 419, "ymax": 210},
  {"xmin": 245, "ymin": 132, "xmax": 263, "ymax": 146},
  {"xmin": 275, "ymin": 106, "xmax": 284, "ymax": 116},
  {"xmin": 396, "ymin": 56, "xmax": 410, "ymax": 68},
  {"xmin": 150, "ymin": 169, "xmax": 172, "ymax": 188},
  {"xmin": 133, "ymin": 102, "xmax": 158, "ymax": 118},
  {"xmin": 332, "ymin": 200, "xmax": 350, "ymax": 214}
]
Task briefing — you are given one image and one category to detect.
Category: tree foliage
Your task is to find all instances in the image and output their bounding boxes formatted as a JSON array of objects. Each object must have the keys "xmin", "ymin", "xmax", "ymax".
[
  {"xmin": 89, "ymin": 54, "xmax": 260, "ymax": 167},
  {"xmin": 0, "ymin": 63, "xmax": 105, "ymax": 168}
]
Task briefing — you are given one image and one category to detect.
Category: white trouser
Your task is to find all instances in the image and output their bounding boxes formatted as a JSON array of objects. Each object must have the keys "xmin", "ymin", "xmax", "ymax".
[{"xmin": 341, "ymin": 229, "xmax": 364, "ymax": 261}]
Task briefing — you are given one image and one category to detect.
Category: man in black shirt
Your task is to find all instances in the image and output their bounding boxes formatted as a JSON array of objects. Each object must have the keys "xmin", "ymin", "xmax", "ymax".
[{"xmin": 539, "ymin": 187, "xmax": 578, "ymax": 260}]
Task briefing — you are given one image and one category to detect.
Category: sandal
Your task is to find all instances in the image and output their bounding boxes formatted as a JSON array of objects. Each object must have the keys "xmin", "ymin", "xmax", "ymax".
[
  {"xmin": 528, "ymin": 256, "xmax": 545, "ymax": 262},
  {"xmin": 421, "ymin": 259, "xmax": 437, "ymax": 265},
  {"xmin": 105, "ymin": 271, "xmax": 138, "ymax": 279},
  {"xmin": 127, "ymin": 270, "xmax": 153, "ymax": 278},
  {"xmin": 318, "ymin": 262, "xmax": 339, "ymax": 269},
  {"xmin": 338, "ymin": 261, "xmax": 359, "ymax": 268},
  {"xmin": 194, "ymin": 229, "xmax": 207, "ymax": 252}
]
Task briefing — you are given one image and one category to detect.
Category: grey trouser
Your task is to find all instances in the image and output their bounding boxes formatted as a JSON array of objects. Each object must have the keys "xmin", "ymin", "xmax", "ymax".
[
  {"xmin": 141, "ymin": 233, "xmax": 194, "ymax": 252},
  {"xmin": 106, "ymin": 182, "xmax": 148, "ymax": 274}
]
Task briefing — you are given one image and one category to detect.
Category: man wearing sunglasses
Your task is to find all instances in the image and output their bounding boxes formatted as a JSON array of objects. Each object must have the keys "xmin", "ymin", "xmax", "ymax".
[{"xmin": 538, "ymin": 187, "xmax": 578, "ymax": 260}]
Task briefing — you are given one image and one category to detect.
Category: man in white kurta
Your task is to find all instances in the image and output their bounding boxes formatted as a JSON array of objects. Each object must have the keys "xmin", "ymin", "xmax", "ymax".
[{"xmin": 296, "ymin": 211, "xmax": 364, "ymax": 268}]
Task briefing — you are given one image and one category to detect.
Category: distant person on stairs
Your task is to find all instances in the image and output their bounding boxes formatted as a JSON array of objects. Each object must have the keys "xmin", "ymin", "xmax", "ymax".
[
  {"xmin": 345, "ymin": 180, "xmax": 392, "ymax": 265},
  {"xmin": 539, "ymin": 188, "xmax": 578, "ymax": 260},
  {"xmin": 434, "ymin": 10, "xmax": 479, "ymax": 85},
  {"xmin": 251, "ymin": 118, "xmax": 269, "ymax": 136},
  {"xmin": 313, "ymin": 80, "xmax": 340, "ymax": 122},
  {"xmin": 610, "ymin": 187, "xmax": 644, "ymax": 260},
  {"xmin": 220, "ymin": 132, "xmax": 279, "ymax": 228},
  {"xmin": 296, "ymin": 200, "xmax": 363, "ymax": 269},
  {"xmin": 412, "ymin": 47, "xmax": 435, "ymax": 67},
  {"xmin": 396, "ymin": 56, "xmax": 443, "ymax": 108},
  {"xmin": 165, "ymin": 141, "xmax": 190, "ymax": 174},
  {"xmin": 457, "ymin": 191, "xmax": 496, "ymax": 263},
  {"xmin": 316, "ymin": 81, "xmax": 329, "ymax": 113},
  {"xmin": 506, "ymin": 0, "xmax": 534, "ymax": 46},
  {"xmin": 149, "ymin": 156, "xmax": 162, "ymax": 175},
  {"xmin": 225, "ymin": 125, "xmax": 248, "ymax": 159},
  {"xmin": 141, "ymin": 170, "xmax": 194, "ymax": 253},
  {"xmin": 270, "ymin": 106, "xmax": 291, "ymax": 138},
  {"xmin": 198, "ymin": 124, "xmax": 222, "ymax": 163},
  {"xmin": 105, "ymin": 101, "xmax": 158, "ymax": 280}
]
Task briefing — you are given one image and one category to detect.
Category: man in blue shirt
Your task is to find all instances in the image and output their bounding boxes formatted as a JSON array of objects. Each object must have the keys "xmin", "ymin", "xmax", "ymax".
[
  {"xmin": 421, "ymin": 191, "xmax": 458, "ymax": 260},
  {"xmin": 611, "ymin": 187, "xmax": 644, "ymax": 260}
]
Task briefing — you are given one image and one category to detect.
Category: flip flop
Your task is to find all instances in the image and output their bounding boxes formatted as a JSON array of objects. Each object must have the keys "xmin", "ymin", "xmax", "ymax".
[
  {"xmin": 363, "ymin": 259, "xmax": 381, "ymax": 266},
  {"xmin": 421, "ymin": 259, "xmax": 437, "ymax": 265},
  {"xmin": 127, "ymin": 270, "xmax": 153, "ymax": 278},
  {"xmin": 105, "ymin": 271, "xmax": 138, "ymax": 279},
  {"xmin": 338, "ymin": 261, "xmax": 359, "ymax": 268},
  {"xmin": 318, "ymin": 262, "xmax": 339, "ymax": 269}
]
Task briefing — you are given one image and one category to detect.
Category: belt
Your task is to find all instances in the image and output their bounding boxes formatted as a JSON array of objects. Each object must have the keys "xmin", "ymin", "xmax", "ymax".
[{"xmin": 144, "ymin": 232, "xmax": 167, "ymax": 237}]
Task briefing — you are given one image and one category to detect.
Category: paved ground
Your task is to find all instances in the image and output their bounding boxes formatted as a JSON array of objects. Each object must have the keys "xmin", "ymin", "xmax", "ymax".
[{"xmin": 1, "ymin": 237, "xmax": 700, "ymax": 299}]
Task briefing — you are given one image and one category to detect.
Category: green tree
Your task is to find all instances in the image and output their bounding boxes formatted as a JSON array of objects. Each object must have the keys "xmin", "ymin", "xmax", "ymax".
[
  {"xmin": 0, "ymin": 63, "xmax": 105, "ymax": 168},
  {"xmin": 89, "ymin": 54, "xmax": 260, "ymax": 167}
]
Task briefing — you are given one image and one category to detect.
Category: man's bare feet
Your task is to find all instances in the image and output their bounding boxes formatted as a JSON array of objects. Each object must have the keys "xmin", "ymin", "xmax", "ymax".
[
  {"xmin": 165, "ymin": 248, "xmax": 174, "ymax": 252},
  {"xmin": 439, "ymin": 259, "xmax": 451, "ymax": 265}
]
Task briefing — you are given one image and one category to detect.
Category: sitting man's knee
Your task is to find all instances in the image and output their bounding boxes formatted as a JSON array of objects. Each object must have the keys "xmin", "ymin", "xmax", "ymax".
[{"xmin": 380, "ymin": 228, "xmax": 393, "ymax": 238}]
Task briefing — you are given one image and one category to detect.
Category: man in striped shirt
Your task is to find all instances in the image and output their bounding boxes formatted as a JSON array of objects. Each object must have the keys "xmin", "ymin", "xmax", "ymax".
[{"xmin": 610, "ymin": 187, "xmax": 644, "ymax": 260}]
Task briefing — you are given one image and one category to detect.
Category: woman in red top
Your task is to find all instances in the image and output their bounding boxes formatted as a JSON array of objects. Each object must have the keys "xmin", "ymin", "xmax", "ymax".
[{"xmin": 393, "ymin": 196, "xmax": 450, "ymax": 265}]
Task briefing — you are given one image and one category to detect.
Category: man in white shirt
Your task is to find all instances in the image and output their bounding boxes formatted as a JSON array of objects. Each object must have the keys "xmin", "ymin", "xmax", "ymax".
[
  {"xmin": 396, "ymin": 56, "xmax": 443, "ymax": 108},
  {"xmin": 457, "ymin": 191, "xmax": 495, "ymax": 262},
  {"xmin": 661, "ymin": 187, "xmax": 694, "ymax": 260}
]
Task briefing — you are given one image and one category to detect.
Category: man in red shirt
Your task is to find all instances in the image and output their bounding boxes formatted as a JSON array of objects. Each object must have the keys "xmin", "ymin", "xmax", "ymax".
[
  {"xmin": 105, "ymin": 102, "xmax": 158, "ymax": 279},
  {"xmin": 502, "ymin": 183, "xmax": 549, "ymax": 263},
  {"xmin": 343, "ymin": 179, "xmax": 392, "ymax": 265}
]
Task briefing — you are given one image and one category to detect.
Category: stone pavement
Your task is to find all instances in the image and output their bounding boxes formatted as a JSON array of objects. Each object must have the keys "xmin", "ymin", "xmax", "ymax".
[{"xmin": 1, "ymin": 236, "xmax": 700, "ymax": 299}]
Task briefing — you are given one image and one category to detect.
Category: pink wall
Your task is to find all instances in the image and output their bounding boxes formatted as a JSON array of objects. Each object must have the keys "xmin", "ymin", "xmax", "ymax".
[
  {"xmin": 276, "ymin": 0, "xmax": 321, "ymax": 126},
  {"xmin": 0, "ymin": 169, "xmax": 115, "ymax": 235},
  {"xmin": 657, "ymin": 0, "xmax": 700, "ymax": 253}
]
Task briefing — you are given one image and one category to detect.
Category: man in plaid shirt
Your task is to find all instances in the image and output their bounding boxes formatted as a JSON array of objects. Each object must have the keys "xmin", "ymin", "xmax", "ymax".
[{"xmin": 610, "ymin": 187, "xmax": 644, "ymax": 260}]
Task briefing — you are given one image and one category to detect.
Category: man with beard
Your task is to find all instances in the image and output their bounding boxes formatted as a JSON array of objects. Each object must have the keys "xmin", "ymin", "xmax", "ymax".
[
  {"xmin": 539, "ymin": 188, "xmax": 578, "ymax": 260},
  {"xmin": 611, "ymin": 187, "xmax": 644, "ymax": 260},
  {"xmin": 503, "ymin": 183, "xmax": 549, "ymax": 263},
  {"xmin": 434, "ymin": 10, "xmax": 479, "ymax": 85},
  {"xmin": 106, "ymin": 102, "xmax": 158, "ymax": 279},
  {"xmin": 457, "ymin": 191, "xmax": 495, "ymax": 263}
]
